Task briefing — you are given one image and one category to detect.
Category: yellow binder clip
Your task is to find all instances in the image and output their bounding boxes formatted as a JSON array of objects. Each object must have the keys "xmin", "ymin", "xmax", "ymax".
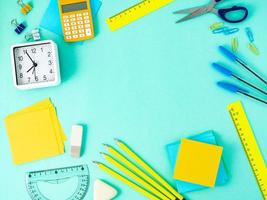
[{"xmin": 17, "ymin": 0, "xmax": 32, "ymax": 15}]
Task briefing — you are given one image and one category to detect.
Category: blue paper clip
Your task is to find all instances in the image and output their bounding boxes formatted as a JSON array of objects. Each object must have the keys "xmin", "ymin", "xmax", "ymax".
[
  {"xmin": 223, "ymin": 27, "xmax": 239, "ymax": 35},
  {"xmin": 11, "ymin": 19, "xmax": 26, "ymax": 34},
  {"xmin": 212, "ymin": 26, "xmax": 228, "ymax": 34},
  {"xmin": 245, "ymin": 27, "xmax": 254, "ymax": 43}
]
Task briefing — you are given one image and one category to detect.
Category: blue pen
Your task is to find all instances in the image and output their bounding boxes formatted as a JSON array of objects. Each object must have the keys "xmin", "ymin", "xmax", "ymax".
[
  {"xmin": 217, "ymin": 81, "xmax": 267, "ymax": 105},
  {"xmin": 219, "ymin": 46, "xmax": 267, "ymax": 85},
  {"xmin": 212, "ymin": 63, "xmax": 267, "ymax": 95}
]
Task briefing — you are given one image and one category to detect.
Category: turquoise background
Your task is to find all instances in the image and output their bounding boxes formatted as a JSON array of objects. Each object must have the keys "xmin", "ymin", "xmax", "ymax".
[{"xmin": 0, "ymin": 0, "xmax": 266, "ymax": 199}]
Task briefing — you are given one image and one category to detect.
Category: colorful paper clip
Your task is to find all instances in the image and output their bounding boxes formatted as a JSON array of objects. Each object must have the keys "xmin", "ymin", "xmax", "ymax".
[
  {"xmin": 11, "ymin": 19, "xmax": 26, "ymax": 35},
  {"xmin": 17, "ymin": 0, "xmax": 32, "ymax": 15},
  {"xmin": 209, "ymin": 22, "xmax": 224, "ymax": 30},
  {"xmin": 25, "ymin": 28, "xmax": 41, "ymax": 41},
  {"xmin": 248, "ymin": 43, "xmax": 260, "ymax": 56},
  {"xmin": 223, "ymin": 28, "xmax": 239, "ymax": 35},
  {"xmin": 245, "ymin": 27, "xmax": 254, "ymax": 43},
  {"xmin": 212, "ymin": 26, "xmax": 228, "ymax": 34},
  {"xmin": 231, "ymin": 37, "xmax": 238, "ymax": 52}
]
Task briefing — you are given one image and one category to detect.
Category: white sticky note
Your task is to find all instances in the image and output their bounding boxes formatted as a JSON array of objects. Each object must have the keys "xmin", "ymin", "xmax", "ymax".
[{"xmin": 70, "ymin": 125, "xmax": 83, "ymax": 157}]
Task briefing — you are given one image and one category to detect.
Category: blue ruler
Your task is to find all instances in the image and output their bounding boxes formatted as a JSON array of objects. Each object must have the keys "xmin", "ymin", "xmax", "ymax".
[{"xmin": 25, "ymin": 165, "xmax": 89, "ymax": 200}]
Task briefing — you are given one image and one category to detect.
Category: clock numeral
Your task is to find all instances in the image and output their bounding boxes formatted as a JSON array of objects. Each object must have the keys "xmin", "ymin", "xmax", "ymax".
[
  {"xmin": 19, "ymin": 73, "xmax": 23, "ymax": 78},
  {"xmin": 49, "ymin": 69, "xmax": 53, "ymax": 74},
  {"xmin": 41, "ymin": 47, "xmax": 44, "ymax": 52},
  {"xmin": 28, "ymin": 77, "xmax": 31, "ymax": 83},
  {"xmin": 43, "ymin": 75, "xmax": 47, "ymax": 81},
  {"xmin": 48, "ymin": 60, "xmax": 53, "ymax": 65},
  {"xmin": 18, "ymin": 64, "xmax": 22, "ymax": 70},
  {"xmin": 31, "ymin": 48, "xmax": 36, "ymax": 54},
  {"xmin": 18, "ymin": 56, "xmax": 23, "ymax": 61},
  {"xmin": 35, "ymin": 76, "xmax": 39, "ymax": 81},
  {"xmin": 48, "ymin": 52, "xmax": 52, "ymax": 57},
  {"xmin": 23, "ymin": 50, "xmax": 27, "ymax": 55}
]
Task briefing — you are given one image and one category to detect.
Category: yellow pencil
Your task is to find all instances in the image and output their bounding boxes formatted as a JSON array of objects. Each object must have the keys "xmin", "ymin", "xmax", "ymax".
[
  {"xmin": 101, "ymin": 153, "xmax": 170, "ymax": 200},
  {"xmin": 115, "ymin": 139, "xmax": 184, "ymax": 200},
  {"xmin": 103, "ymin": 144, "xmax": 176, "ymax": 200},
  {"xmin": 93, "ymin": 161, "xmax": 160, "ymax": 200}
]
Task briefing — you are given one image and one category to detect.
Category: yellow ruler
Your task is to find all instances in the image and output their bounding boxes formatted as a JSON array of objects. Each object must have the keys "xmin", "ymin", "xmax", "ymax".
[
  {"xmin": 228, "ymin": 101, "xmax": 267, "ymax": 199},
  {"xmin": 106, "ymin": 0, "xmax": 174, "ymax": 31}
]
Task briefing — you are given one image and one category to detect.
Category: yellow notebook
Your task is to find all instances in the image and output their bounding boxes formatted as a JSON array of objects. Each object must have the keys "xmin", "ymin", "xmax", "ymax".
[
  {"xmin": 5, "ymin": 99, "xmax": 67, "ymax": 165},
  {"xmin": 173, "ymin": 139, "xmax": 223, "ymax": 187}
]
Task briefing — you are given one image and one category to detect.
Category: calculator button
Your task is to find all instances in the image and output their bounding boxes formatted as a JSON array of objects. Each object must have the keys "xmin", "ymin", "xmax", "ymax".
[
  {"xmin": 84, "ymin": 20, "xmax": 90, "ymax": 24},
  {"xmin": 63, "ymin": 15, "xmax": 69, "ymax": 19},
  {"xmin": 77, "ymin": 17, "xmax": 83, "ymax": 20},
  {"xmin": 66, "ymin": 36, "xmax": 72, "ymax": 39},
  {"xmin": 64, "ymin": 23, "xmax": 70, "ymax": 26},
  {"xmin": 77, "ymin": 21, "xmax": 83, "ymax": 25},
  {"xmin": 76, "ymin": 13, "xmax": 82, "ymax": 16},
  {"xmin": 70, "ymin": 18, "xmax": 76, "ymax": 22},
  {"xmin": 85, "ymin": 24, "xmax": 90, "ymax": 28},
  {"xmin": 73, "ymin": 35, "xmax": 78, "ymax": 38},
  {"xmin": 79, "ymin": 29, "xmax": 84, "ymax": 33},
  {"xmin": 78, "ymin": 25, "xmax": 84, "ymax": 29},
  {"xmin": 83, "ymin": 16, "xmax": 89, "ymax": 20},
  {"xmin": 64, "ymin": 19, "xmax": 69, "ymax": 22},
  {"xmin": 85, "ymin": 29, "xmax": 91, "ymax": 36},
  {"xmin": 71, "ymin": 22, "xmax": 77, "ymax": 25},
  {"xmin": 65, "ymin": 31, "xmax": 71, "ymax": 35},
  {"xmin": 79, "ymin": 34, "xmax": 85, "ymax": 37},
  {"xmin": 72, "ymin": 30, "xmax": 78, "ymax": 34},
  {"xmin": 72, "ymin": 26, "xmax": 77, "ymax": 30},
  {"xmin": 70, "ymin": 14, "xmax": 75, "ymax": 17},
  {"xmin": 83, "ymin": 12, "xmax": 88, "ymax": 16},
  {"xmin": 65, "ymin": 27, "xmax": 71, "ymax": 31}
]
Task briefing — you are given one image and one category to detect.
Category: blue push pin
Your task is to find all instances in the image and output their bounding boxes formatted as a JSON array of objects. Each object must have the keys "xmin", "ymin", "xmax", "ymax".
[{"xmin": 11, "ymin": 19, "xmax": 26, "ymax": 34}]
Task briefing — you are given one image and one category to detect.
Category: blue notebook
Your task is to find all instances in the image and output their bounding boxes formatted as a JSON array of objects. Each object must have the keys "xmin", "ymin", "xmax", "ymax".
[
  {"xmin": 40, "ymin": 0, "xmax": 102, "ymax": 36},
  {"xmin": 166, "ymin": 131, "xmax": 229, "ymax": 193}
]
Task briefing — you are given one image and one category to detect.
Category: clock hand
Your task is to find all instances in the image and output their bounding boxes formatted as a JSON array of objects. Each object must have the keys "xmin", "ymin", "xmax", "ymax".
[
  {"xmin": 27, "ymin": 65, "xmax": 35, "ymax": 73},
  {"xmin": 25, "ymin": 50, "xmax": 37, "ymax": 67}
]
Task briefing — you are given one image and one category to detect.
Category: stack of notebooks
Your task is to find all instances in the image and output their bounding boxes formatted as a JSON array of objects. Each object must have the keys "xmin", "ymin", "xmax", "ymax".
[
  {"xmin": 5, "ymin": 99, "xmax": 67, "ymax": 165},
  {"xmin": 166, "ymin": 131, "xmax": 228, "ymax": 193}
]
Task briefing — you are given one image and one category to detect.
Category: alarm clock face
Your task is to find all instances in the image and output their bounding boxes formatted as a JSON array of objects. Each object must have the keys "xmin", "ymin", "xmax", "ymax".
[{"xmin": 11, "ymin": 40, "xmax": 60, "ymax": 89}]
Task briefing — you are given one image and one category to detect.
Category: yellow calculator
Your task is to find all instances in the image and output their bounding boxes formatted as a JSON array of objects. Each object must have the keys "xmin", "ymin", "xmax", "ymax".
[{"xmin": 58, "ymin": 0, "xmax": 94, "ymax": 42}]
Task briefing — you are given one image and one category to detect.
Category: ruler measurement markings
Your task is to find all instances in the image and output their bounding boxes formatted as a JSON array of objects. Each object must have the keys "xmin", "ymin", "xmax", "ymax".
[
  {"xmin": 109, "ymin": 0, "xmax": 151, "ymax": 20},
  {"xmin": 228, "ymin": 102, "xmax": 267, "ymax": 199}
]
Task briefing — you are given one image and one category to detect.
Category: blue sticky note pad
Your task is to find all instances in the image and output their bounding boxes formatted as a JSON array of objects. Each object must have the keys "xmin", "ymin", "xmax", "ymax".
[
  {"xmin": 40, "ymin": 0, "xmax": 102, "ymax": 36},
  {"xmin": 166, "ymin": 131, "xmax": 229, "ymax": 193}
]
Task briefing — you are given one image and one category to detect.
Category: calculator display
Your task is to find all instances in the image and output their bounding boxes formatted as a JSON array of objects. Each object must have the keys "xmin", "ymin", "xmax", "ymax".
[{"xmin": 62, "ymin": 2, "xmax": 87, "ymax": 13}]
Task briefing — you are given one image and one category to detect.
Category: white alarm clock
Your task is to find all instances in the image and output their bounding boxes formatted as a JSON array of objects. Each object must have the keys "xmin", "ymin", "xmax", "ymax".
[{"xmin": 10, "ymin": 40, "xmax": 61, "ymax": 90}]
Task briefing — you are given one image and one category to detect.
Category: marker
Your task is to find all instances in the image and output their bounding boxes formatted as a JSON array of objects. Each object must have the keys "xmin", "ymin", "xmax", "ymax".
[
  {"xmin": 217, "ymin": 81, "xmax": 267, "ymax": 105},
  {"xmin": 219, "ymin": 46, "xmax": 267, "ymax": 85},
  {"xmin": 212, "ymin": 63, "xmax": 267, "ymax": 95}
]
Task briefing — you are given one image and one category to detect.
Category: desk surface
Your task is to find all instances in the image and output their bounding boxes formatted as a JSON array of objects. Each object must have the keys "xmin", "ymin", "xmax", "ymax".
[{"xmin": 0, "ymin": 0, "xmax": 267, "ymax": 199}]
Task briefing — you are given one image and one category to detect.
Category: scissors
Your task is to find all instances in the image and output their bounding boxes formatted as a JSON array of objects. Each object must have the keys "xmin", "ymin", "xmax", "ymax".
[{"xmin": 173, "ymin": 0, "xmax": 248, "ymax": 24}]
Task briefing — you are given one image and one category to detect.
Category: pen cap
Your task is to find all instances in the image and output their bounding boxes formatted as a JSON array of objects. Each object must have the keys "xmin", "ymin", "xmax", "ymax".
[
  {"xmin": 212, "ymin": 63, "xmax": 233, "ymax": 77},
  {"xmin": 217, "ymin": 81, "xmax": 248, "ymax": 94},
  {"xmin": 219, "ymin": 46, "xmax": 238, "ymax": 62}
]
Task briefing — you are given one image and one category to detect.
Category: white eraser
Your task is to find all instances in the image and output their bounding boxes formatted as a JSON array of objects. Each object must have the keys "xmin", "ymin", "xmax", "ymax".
[
  {"xmin": 70, "ymin": 125, "xmax": 83, "ymax": 157},
  {"xmin": 94, "ymin": 179, "xmax": 118, "ymax": 200}
]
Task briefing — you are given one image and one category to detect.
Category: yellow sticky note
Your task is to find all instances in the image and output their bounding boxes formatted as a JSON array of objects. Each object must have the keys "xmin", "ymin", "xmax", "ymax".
[
  {"xmin": 4, "ymin": 99, "xmax": 66, "ymax": 165},
  {"xmin": 173, "ymin": 139, "xmax": 223, "ymax": 187}
]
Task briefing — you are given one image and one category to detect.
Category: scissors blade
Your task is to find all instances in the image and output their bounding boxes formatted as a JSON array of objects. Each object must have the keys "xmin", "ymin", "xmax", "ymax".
[
  {"xmin": 175, "ymin": 7, "xmax": 210, "ymax": 23},
  {"xmin": 173, "ymin": 6, "xmax": 203, "ymax": 14}
]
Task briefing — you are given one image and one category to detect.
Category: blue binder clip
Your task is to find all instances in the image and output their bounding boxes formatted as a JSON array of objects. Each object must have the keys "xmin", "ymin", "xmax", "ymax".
[{"xmin": 11, "ymin": 19, "xmax": 26, "ymax": 34}]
